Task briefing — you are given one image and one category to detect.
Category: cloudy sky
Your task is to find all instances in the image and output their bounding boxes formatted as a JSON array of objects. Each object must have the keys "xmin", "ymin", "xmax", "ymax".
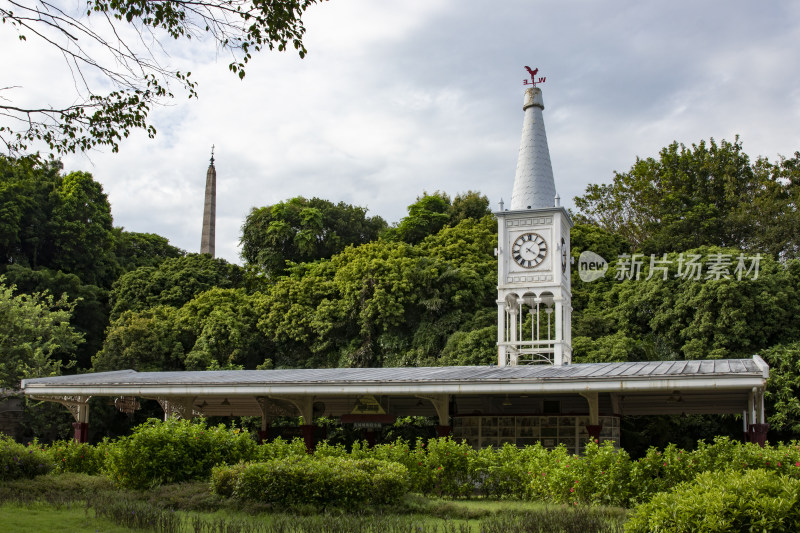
[{"xmin": 3, "ymin": 1, "xmax": 800, "ymax": 263}]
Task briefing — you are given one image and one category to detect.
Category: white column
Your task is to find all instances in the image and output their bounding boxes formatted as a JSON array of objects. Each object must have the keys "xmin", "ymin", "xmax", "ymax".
[
  {"xmin": 497, "ymin": 299, "xmax": 507, "ymax": 366},
  {"xmin": 508, "ymin": 307, "xmax": 519, "ymax": 365},
  {"xmin": 554, "ymin": 299, "xmax": 564, "ymax": 366},
  {"xmin": 565, "ymin": 304, "xmax": 573, "ymax": 364}
]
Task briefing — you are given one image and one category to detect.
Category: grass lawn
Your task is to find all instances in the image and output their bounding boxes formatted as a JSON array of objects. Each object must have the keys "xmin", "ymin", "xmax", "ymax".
[
  {"xmin": 0, "ymin": 474, "xmax": 626, "ymax": 533},
  {"xmin": 0, "ymin": 502, "xmax": 137, "ymax": 533}
]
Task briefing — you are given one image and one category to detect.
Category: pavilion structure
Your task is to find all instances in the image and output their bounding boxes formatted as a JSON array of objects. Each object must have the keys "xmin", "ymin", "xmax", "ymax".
[{"xmin": 20, "ymin": 73, "xmax": 771, "ymax": 450}]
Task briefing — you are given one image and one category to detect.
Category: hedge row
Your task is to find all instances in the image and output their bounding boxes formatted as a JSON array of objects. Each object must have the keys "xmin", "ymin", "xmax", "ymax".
[
  {"xmin": 625, "ymin": 469, "xmax": 800, "ymax": 532},
  {"xmin": 0, "ymin": 435, "xmax": 51, "ymax": 481},
  {"xmin": 212, "ymin": 456, "xmax": 409, "ymax": 508},
  {"xmin": 3, "ymin": 420, "xmax": 800, "ymax": 508},
  {"xmin": 104, "ymin": 418, "xmax": 258, "ymax": 489}
]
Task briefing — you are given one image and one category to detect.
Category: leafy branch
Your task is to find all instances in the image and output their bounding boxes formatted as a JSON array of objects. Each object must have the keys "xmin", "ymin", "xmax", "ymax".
[{"xmin": 0, "ymin": 0, "xmax": 318, "ymax": 154}]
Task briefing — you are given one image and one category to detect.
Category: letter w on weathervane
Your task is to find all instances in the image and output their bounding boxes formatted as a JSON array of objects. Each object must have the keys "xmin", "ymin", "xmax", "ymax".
[{"xmin": 523, "ymin": 66, "xmax": 546, "ymax": 87}]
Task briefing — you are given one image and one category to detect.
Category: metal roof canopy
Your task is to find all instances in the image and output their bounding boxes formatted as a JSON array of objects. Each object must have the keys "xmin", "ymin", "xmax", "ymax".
[
  {"xmin": 20, "ymin": 357, "xmax": 770, "ymax": 447},
  {"xmin": 22, "ymin": 357, "xmax": 768, "ymax": 401}
]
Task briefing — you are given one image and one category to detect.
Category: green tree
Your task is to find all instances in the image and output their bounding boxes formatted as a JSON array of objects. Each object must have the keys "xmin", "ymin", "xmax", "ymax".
[
  {"xmin": 388, "ymin": 191, "xmax": 492, "ymax": 245},
  {"xmin": 572, "ymin": 249, "xmax": 800, "ymax": 362},
  {"xmin": 177, "ymin": 288, "xmax": 269, "ymax": 370},
  {"xmin": 92, "ymin": 305, "xmax": 186, "ymax": 372},
  {"xmin": 574, "ymin": 138, "xmax": 800, "ymax": 258},
  {"xmin": 0, "ymin": 155, "xmax": 62, "ymax": 269},
  {"xmin": 449, "ymin": 190, "xmax": 492, "ymax": 225},
  {"xmin": 740, "ymin": 152, "xmax": 800, "ymax": 259},
  {"xmin": 94, "ymin": 288, "xmax": 270, "ymax": 372},
  {"xmin": 256, "ymin": 216, "xmax": 497, "ymax": 368},
  {"xmin": 389, "ymin": 192, "xmax": 452, "ymax": 244},
  {"xmin": 109, "ymin": 254, "xmax": 245, "ymax": 319},
  {"xmin": 1, "ymin": 0, "xmax": 320, "ymax": 154},
  {"xmin": 0, "ymin": 277, "xmax": 83, "ymax": 389},
  {"xmin": 761, "ymin": 341, "xmax": 800, "ymax": 439},
  {"xmin": 2, "ymin": 265, "xmax": 108, "ymax": 370},
  {"xmin": 46, "ymin": 171, "xmax": 117, "ymax": 286},
  {"xmin": 0, "ymin": 156, "xmax": 123, "ymax": 287},
  {"xmin": 241, "ymin": 196, "xmax": 386, "ymax": 276},
  {"xmin": 113, "ymin": 230, "xmax": 186, "ymax": 272}
]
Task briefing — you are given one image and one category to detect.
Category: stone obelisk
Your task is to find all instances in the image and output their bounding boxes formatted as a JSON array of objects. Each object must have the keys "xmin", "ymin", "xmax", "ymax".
[{"xmin": 200, "ymin": 147, "xmax": 216, "ymax": 256}]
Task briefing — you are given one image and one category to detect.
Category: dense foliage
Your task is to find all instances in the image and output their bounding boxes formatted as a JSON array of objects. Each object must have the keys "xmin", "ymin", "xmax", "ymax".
[
  {"xmin": 47, "ymin": 439, "xmax": 109, "ymax": 475},
  {"xmin": 104, "ymin": 418, "xmax": 257, "ymax": 489},
  {"xmin": 108, "ymin": 254, "xmax": 246, "ymax": 320},
  {"xmin": 762, "ymin": 341, "xmax": 800, "ymax": 439},
  {"xmin": 5, "ymin": 425, "xmax": 800, "ymax": 518},
  {"xmin": 256, "ymin": 216, "xmax": 497, "ymax": 368},
  {"xmin": 241, "ymin": 196, "xmax": 387, "ymax": 277},
  {"xmin": 624, "ymin": 469, "xmax": 800, "ymax": 533},
  {"xmin": 573, "ymin": 138, "xmax": 800, "ymax": 258},
  {"xmin": 212, "ymin": 456, "xmax": 409, "ymax": 508},
  {"xmin": 0, "ymin": 155, "xmax": 183, "ymax": 380},
  {"xmin": 0, "ymin": 435, "xmax": 51, "ymax": 480},
  {"xmin": 0, "ymin": 278, "xmax": 83, "ymax": 389},
  {"xmin": 386, "ymin": 191, "xmax": 492, "ymax": 244},
  {"xmin": 572, "ymin": 248, "xmax": 800, "ymax": 362}
]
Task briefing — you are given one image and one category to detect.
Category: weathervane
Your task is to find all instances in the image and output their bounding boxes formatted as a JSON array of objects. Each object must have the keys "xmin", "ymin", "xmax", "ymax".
[{"xmin": 523, "ymin": 66, "xmax": 546, "ymax": 87}]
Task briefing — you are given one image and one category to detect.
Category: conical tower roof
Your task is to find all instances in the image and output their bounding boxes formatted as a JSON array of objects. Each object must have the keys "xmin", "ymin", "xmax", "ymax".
[{"xmin": 510, "ymin": 87, "xmax": 556, "ymax": 210}]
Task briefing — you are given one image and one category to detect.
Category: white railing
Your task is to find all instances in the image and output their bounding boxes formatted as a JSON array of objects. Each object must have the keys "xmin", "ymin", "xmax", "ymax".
[{"xmin": 499, "ymin": 341, "xmax": 571, "ymax": 365}]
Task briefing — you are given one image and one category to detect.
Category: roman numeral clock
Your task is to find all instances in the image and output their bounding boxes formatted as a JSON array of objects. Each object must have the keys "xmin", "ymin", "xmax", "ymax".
[{"xmin": 512, "ymin": 232, "xmax": 548, "ymax": 268}]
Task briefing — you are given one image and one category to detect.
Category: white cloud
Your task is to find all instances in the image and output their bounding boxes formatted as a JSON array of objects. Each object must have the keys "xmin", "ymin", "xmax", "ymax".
[{"xmin": 3, "ymin": 0, "xmax": 799, "ymax": 263}]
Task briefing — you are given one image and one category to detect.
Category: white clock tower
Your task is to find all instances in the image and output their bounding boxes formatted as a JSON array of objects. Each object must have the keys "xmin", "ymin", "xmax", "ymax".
[{"xmin": 496, "ymin": 85, "xmax": 573, "ymax": 366}]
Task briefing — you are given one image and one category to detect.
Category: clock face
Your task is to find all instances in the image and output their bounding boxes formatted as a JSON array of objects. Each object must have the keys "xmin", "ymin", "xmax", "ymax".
[
  {"xmin": 512, "ymin": 232, "xmax": 547, "ymax": 268},
  {"xmin": 561, "ymin": 237, "xmax": 567, "ymax": 273}
]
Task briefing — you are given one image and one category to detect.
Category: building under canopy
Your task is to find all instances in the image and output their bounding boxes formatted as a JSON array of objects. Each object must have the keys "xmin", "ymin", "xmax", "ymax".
[{"xmin": 21, "ymin": 357, "xmax": 770, "ymax": 450}]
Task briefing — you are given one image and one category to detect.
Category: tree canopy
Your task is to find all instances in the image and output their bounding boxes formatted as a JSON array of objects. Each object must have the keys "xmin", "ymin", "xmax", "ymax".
[
  {"xmin": 0, "ymin": 0, "xmax": 321, "ymax": 154},
  {"xmin": 109, "ymin": 254, "xmax": 246, "ymax": 320},
  {"xmin": 387, "ymin": 191, "xmax": 491, "ymax": 244},
  {"xmin": 3, "ymin": 265, "xmax": 108, "ymax": 370},
  {"xmin": 573, "ymin": 138, "xmax": 800, "ymax": 258},
  {"xmin": 241, "ymin": 196, "xmax": 387, "ymax": 277},
  {"xmin": 0, "ymin": 277, "xmax": 83, "ymax": 389}
]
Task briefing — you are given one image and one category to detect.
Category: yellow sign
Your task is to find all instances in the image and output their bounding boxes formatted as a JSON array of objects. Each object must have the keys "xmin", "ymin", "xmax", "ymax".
[{"xmin": 351, "ymin": 396, "xmax": 385, "ymax": 415}]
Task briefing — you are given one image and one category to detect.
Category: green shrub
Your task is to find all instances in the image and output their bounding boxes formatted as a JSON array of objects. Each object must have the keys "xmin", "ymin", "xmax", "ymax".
[
  {"xmin": 350, "ymin": 457, "xmax": 410, "ymax": 504},
  {"xmin": 474, "ymin": 442, "xmax": 532, "ymax": 499},
  {"xmin": 213, "ymin": 455, "xmax": 409, "ymax": 508},
  {"xmin": 210, "ymin": 462, "xmax": 248, "ymax": 498},
  {"xmin": 526, "ymin": 442, "xmax": 574, "ymax": 503},
  {"xmin": 568, "ymin": 440, "xmax": 634, "ymax": 507},
  {"xmin": 423, "ymin": 437, "xmax": 476, "ymax": 498},
  {"xmin": 104, "ymin": 418, "xmax": 257, "ymax": 489},
  {"xmin": 47, "ymin": 439, "xmax": 109, "ymax": 475},
  {"xmin": 312, "ymin": 440, "xmax": 349, "ymax": 458},
  {"xmin": 365, "ymin": 438, "xmax": 433, "ymax": 493},
  {"xmin": 254, "ymin": 436, "xmax": 308, "ymax": 461},
  {"xmin": 625, "ymin": 469, "xmax": 800, "ymax": 533},
  {"xmin": 0, "ymin": 435, "xmax": 52, "ymax": 481}
]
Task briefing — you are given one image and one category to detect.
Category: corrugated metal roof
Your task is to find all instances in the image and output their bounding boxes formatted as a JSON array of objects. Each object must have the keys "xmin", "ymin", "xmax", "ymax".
[{"xmin": 22, "ymin": 358, "xmax": 766, "ymax": 388}]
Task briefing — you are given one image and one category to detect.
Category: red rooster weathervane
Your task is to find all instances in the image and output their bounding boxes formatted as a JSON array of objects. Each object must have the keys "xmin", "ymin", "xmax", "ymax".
[{"xmin": 524, "ymin": 66, "xmax": 546, "ymax": 87}]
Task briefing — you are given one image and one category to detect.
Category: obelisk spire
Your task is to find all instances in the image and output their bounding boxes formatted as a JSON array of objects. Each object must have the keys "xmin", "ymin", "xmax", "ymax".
[
  {"xmin": 200, "ymin": 146, "xmax": 216, "ymax": 256},
  {"xmin": 509, "ymin": 87, "xmax": 556, "ymax": 210}
]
